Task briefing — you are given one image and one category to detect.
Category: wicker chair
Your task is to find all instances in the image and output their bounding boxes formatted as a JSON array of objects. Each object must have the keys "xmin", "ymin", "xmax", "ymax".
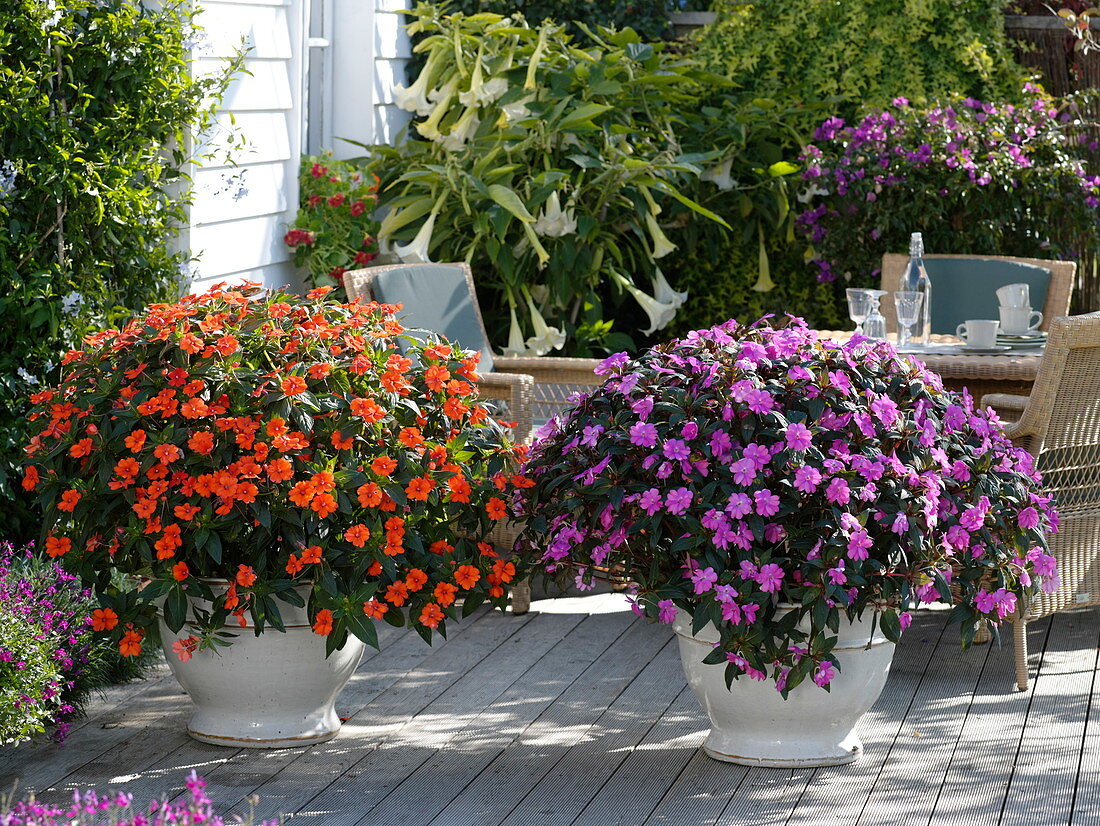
[
  {"xmin": 981, "ymin": 314, "xmax": 1100, "ymax": 690},
  {"xmin": 879, "ymin": 254, "xmax": 1075, "ymax": 336},
  {"xmin": 344, "ymin": 264, "xmax": 605, "ymax": 615}
]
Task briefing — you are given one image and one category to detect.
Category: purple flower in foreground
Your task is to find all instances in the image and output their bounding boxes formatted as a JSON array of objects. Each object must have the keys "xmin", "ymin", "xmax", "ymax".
[
  {"xmin": 784, "ymin": 422, "xmax": 813, "ymax": 452},
  {"xmin": 793, "ymin": 465, "xmax": 821, "ymax": 493},
  {"xmin": 657, "ymin": 599, "xmax": 677, "ymax": 623},
  {"xmin": 690, "ymin": 566, "xmax": 718, "ymax": 594},
  {"xmin": 638, "ymin": 488, "xmax": 663, "ymax": 515},
  {"xmin": 629, "ymin": 421, "xmax": 658, "ymax": 448},
  {"xmin": 666, "ymin": 487, "xmax": 693, "ymax": 515},
  {"xmin": 756, "ymin": 563, "xmax": 784, "ymax": 593},
  {"xmin": 663, "ymin": 439, "xmax": 690, "ymax": 462}
]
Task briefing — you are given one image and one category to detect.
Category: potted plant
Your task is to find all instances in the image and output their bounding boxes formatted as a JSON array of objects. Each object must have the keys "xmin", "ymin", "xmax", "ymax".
[
  {"xmin": 22, "ymin": 283, "xmax": 525, "ymax": 748},
  {"xmin": 513, "ymin": 317, "xmax": 1059, "ymax": 767}
]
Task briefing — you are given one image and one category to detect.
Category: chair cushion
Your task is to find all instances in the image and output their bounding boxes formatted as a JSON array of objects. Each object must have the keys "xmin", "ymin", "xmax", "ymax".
[
  {"xmin": 924, "ymin": 258, "xmax": 1051, "ymax": 335},
  {"xmin": 369, "ymin": 264, "xmax": 494, "ymax": 372}
]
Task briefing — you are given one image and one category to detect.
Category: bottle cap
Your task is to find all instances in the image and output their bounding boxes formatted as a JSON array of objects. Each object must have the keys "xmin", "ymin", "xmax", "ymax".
[{"xmin": 909, "ymin": 232, "xmax": 924, "ymax": 256}]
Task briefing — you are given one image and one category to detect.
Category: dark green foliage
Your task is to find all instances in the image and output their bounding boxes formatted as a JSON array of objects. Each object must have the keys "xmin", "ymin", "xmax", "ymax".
[
  {"xmin": 665, "ymin": 232, "xmax": 846, "ymax": 337},
  {"xmin": 0, "ymin": 0, "xmax": 234, "ymax": 541}
]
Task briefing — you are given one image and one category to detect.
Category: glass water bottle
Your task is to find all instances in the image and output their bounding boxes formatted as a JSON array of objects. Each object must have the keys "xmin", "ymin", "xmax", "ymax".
[{"xmin": 901, "ymin": 232, "xmax": 932, "ymax": 345}]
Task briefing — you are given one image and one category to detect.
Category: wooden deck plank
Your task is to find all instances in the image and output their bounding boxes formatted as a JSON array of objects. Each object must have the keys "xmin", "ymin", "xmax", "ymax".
[
  {"xmin": 1001, "ymin": 609, "xmax": 1100, "ymax": 826},
  {"xmin": 1070, "ymin": 613, "xmax": 1100, "ymax": 826},
  {"xmin": 641, "ymin": 750, "xmax": 750, "ymax": 826},
  {"xmin": 426, "ymin": 616, "xmax": 672, "ymax": 826},
  {"xmin": 171, "ymin": 608, "xmax": 538, "ymax": 821},
  {"xmin": 259, "ymin": 610, "xmax": 578, "ymax": 825},
  {"xmin": 35, "ymin": 620, "xmax": 414, "ymax": 810},
  {"xmin": 928, "ymin": 619, "xmax": 1050, "ymax": 826},
  {"xmin": 852, "ymin": 609, "xmax": 993, "ymax": 826},
  {"xmin": 496, "ymin": 637, "xmax": 683, "ymax": 826},
  {"xmin": 568, "ymin": 688, "xmax": 707, "ymax": 826},
  {"xmin": 779, "ymin": 608, "xmax": 948, "ymax": 826},
  {"xmin": 354, "ymin": 610, "xmax": 638, "ymax": 826}
]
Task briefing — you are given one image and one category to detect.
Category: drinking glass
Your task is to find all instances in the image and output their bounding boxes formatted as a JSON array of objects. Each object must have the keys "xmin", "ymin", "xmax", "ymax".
[
  {"xmin": 862, "ymin": 290, "xmax": 888, "ymax": 341},
  {"xmin": 893, "ymin": 290, "xmax": 925, "ymax": 349},
  {"xmin": 846, "ymin": 289, "xmax": 874, "ymax": 335}
]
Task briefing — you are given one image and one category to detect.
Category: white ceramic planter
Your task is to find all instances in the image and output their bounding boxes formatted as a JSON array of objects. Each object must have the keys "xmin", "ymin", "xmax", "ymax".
[
  {"xmin": 159, "ymin": 583, "xmax": 365, "ymax": 748},
  {"xmin": 673, "ymin": 607, "xmax": 894, "ymax": 767}
]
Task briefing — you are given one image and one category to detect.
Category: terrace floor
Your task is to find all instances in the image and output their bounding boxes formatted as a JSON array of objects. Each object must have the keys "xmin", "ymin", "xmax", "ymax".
[{"xmin": 3, "ymin": 589, "xmax": 1100, "ymax": 826}]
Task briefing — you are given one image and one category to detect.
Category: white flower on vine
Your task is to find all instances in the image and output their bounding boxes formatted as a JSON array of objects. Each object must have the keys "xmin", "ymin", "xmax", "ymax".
[
  {"xmin": 524, "ymin": 294, "xmax": 565, "ymax": 355},
  {"xmin": 440, "ymin": 107, "xmax": 480, "ymax": 152},
  {"xmin": 533, "ymin": 191, "xmax": 577, "ymax": 238},
  {"xmin": 501, "ymin": 305, "xmax": 532, "ymax": 357},
  {"xmin": 415, "ymin": 78, "xmax": 459, "ymax": 142},
  {"xmin": 651, "ymin": 268, "xmax": 688, "ymax": 309},
  {"xmin": 394, "ymin": 51, "xmax": 439, "ymax": 117},
  {"xmin": 701, "ymin": 157, "xmax": 736, "ymax": 191},
  {"xmin": 796, "ymin": 182, "xmax": 830, "ymax": 204},
  {"xmin": 394, "ymin": 212, "xmax": 438, "ymax": 264},
  {"xmin": 500, "ymin": 95, "xmax": 534, "ymax": 124},
  {"xmin": 645, "ymin": 213, "xmax": 677, "ymax": 259}
]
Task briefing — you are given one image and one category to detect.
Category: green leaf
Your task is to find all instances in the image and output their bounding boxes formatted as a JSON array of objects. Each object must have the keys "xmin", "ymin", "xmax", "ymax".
[
  {"xmin": 558, "ymin": 102, "xmax": 613, "ymax": 129},
  {"xmin": 164, "ymin": 586, "xmax": 188, "ymax": 633},
  {"xmin": 487, "ymin": 185, "xmax": 535, "ymax": 223},
  {"xmin": 767, "ymin": 161, "xmax": 799, "ymax": 177},
  {"xmin": 344, "ymin": 608, "xmax": 381, "ymax": 649}
]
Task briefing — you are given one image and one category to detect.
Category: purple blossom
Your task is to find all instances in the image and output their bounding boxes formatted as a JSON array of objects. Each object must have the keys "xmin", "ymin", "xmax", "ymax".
[
  {"xmin": 690, "ymin": 566, "xmax": 718, "ymax": 594},
  {"xmin": 663, "ymin": 439, "xmax": 690, "ymax": 462},
  {"xmin": 638, "ymin": 488, "xmax": 663, "ymax": 515},
  {"xmin": 657, "ymin": 599, "xmax": 677, "ymax": 623},
  {"xmin": 793, "ymin": 465, "xmax": 822, "ymax": 493},
  {"xmin": 666, "ymin": 487, "xmax": 693, "ymax": 515},
  {"xmin": 629, "ymin": 421, "xmax": 658, "ymax": 448},
  {"xmin": 756, "ymin": 563, "xmax": 784, "ymax": 593},
  {"xmin": 784, "ymin": 422, "xmax": 813, "ymax": 452},
  {"xmin": 754, "ymin": 489, "xmax": 780, "ymax": 517}
]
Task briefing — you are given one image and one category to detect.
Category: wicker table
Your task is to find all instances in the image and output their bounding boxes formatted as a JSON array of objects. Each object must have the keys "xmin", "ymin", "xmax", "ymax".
[{"xmin": 817, "ymin": 331, "xmax": 1043, "ymax": 401}]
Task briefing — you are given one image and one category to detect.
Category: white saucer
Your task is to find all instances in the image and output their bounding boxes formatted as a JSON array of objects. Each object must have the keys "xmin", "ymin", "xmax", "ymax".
[{"xmin": 959, "ymin": 345, "xmax": 1011, "ymax": 354}]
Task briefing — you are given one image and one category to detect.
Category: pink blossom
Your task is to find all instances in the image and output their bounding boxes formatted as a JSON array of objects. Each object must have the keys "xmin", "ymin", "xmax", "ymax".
[
  {"xmin": 756, "ymin": 563, "xmax": 785, "ymax": 593},
  {"xmin": 847, "ymin": 529, "xmax": 873, "ymax": 560},
  {"xmin": 1018, "ymin": 506, "xmax": 1040, "ymax": 530},
  {"xmin": 825, "ymin": 477, "xmax": 851, "ymax": 505},
  {"xmin": 793, "ymin": 465, "xmax": 822, "ymax": 493},
  {"xmin": 629, "ymin": 421, "xmax": 658, "ymax": 448},
  {"xmin": 784, "ymin": 421, "xmax": 813, "ymax": 452},
  {"xmin": 899, "ymin": 611, "xmax": 912, "ymax": 630},
  {"xmin": 664, "ymin": 439, "xmax": 690, "ymax": 462},
  {"xmin": 657, "ymin": 599, "xmax": 677, "ymax": 623},
  {"xmin": 813, "ymin": 661, "xmax": 837, "ymax": 687},
  {"xmin": 754, "ymin": 489, "xmax": 780, "ymax": 517},
  {"xmin": 666, "ymin": 487, "xmax": 693, "ymax": 515},
  {"xmin": 638, "ymin": 488, "xmax": 663, "ymax": 515},
  {"xmin": 726, "ymin": 492, "xmax": 752, "ymax": 518},
  {"xmin": 690, "ymin": 566, "xmax": 718, "ymax": 594}
]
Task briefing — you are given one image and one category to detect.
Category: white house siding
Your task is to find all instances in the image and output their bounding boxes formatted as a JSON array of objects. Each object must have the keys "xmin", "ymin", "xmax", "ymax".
[
  {"xmin": 184, "ymin": 0, "xmax": 307, "ymax": 294},
  {"xmin": 326, "ymin": 0, "xmax": 411, "ymax": 159}
]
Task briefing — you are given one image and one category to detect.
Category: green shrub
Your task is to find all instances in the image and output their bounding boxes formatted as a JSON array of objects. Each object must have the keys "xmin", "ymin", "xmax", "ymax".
[
  {"xmin": 0, "ymin": 607, "xmax": 65, "ymax": 746},
  {"xmin": 695, "ymin": 0, "xmax": 1030, "ymax": 131},
  {"xmin": 429, "ymin": 0, "xmax": 670, "ymax": 42},
  {"xmin": 0, "ymin": 0, "xmax": 235, "ymax": 542}
]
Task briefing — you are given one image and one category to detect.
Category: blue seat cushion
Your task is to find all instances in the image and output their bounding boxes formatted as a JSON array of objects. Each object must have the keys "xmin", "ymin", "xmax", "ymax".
[
  {"xmin": 369, "ymin": 264, "xmax": 495, "ymax": 372},
  {"xmin": 924, "ymin": 258, "xmax": 1051, "ymax": 335}
]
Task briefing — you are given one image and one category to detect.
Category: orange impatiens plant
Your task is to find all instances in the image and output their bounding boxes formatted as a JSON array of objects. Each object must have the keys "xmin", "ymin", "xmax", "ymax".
[{"xmin": 23, "ymin": 282, "xmax": 526, "ymax": 659}]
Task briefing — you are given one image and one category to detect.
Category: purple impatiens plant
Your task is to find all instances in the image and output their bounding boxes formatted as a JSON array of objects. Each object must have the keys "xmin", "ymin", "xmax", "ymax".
[
  {"xmin": 0, "ymin": 771, "xmax": 277, "ymax": 825},
  {"xmin": 514, "ymin": 318, "xmax": 1059, "ymax": 695}
]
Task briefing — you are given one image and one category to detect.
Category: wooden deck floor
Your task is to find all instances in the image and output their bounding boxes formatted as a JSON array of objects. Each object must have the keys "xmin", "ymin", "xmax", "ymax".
[{"xmin": 3, "ymin": 590, "xmax": 1100, "ymax": 826}]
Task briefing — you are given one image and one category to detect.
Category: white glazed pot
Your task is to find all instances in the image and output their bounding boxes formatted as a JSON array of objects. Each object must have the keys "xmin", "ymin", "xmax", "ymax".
[
  {"xmin": 159, "ymin": 583, "xmax": 365, "ymax": 748},
  {"xmin": 673, "ymin": 606, "xmax": 895, "ymax": 767}
]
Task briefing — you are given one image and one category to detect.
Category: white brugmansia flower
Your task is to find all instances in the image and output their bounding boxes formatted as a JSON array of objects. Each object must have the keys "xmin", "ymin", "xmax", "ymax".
[
  {"xmin": 796, "ymin": 182, "xmax": 830, "ymax": 204},
  {"xmin": 499, "ymin": 95, "xmax": 534, "ymax": 126},
  {"xmin": 394, "ymin": 194, "xmax": 446, "ymax": 264},
  {"xmin": 613, "ymin": 272, "xmax": 678, "ymax": 335},
  {"xmin": 415, "ymin": 78, "xmax": 459, "ymax": 142},
  {"xmin": 524, "ymin": 292, "xmax": 565, "ymax": 355},
  {"xmin": 701, "ymin": 157, "xmax": 736, "ymax": 191},
  {"xmin": 645, "ymin": 212, "xmax": 677, "ymax": 259},
  {"xmin": 501, "ymin": 305, "xmax": 532, "ymax": 357},
  {"xmin": 458, "ymin": 49, "xmax": 509, "ymax": 108},
  {"xmin": 394, "ymin": 50, "xmax": 439, "ymax": 117},
  {"xmin": 651, "ymin": 268, "xmax": 688, "ymax": 309},
  {"xmin": 533, "ymin": 191, "xmax": 577, "ymax": 238},
  {"xmin": 440, "ymin": 107, "xmax": 480, "ymax": 152}
]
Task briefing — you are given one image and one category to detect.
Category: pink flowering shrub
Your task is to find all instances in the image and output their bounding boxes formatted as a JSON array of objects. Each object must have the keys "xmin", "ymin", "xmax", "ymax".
[
  {"xmin": 0, "ymin": 772, "xmax": 276, "ymax": 825},
  {"xmin": 796, "ymin": 87, "xmax": 1099, "ymax": 289},
  {"xmin": 514, "ymin": 318, "xmax": 1059, "ymax": 695}
]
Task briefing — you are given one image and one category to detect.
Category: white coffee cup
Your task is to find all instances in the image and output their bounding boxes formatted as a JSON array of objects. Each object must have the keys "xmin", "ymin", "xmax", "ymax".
[
  {"xmin": 998, "ymin": 305, "xmax": 1043, "ymax": 335},
  {"xmin": 996, "ymin": 283, "xmax": 1030, "ymax": 309},
  {"xmin": 956, "ymin": 319, "xmax": 1000, "ymax": 349}
]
